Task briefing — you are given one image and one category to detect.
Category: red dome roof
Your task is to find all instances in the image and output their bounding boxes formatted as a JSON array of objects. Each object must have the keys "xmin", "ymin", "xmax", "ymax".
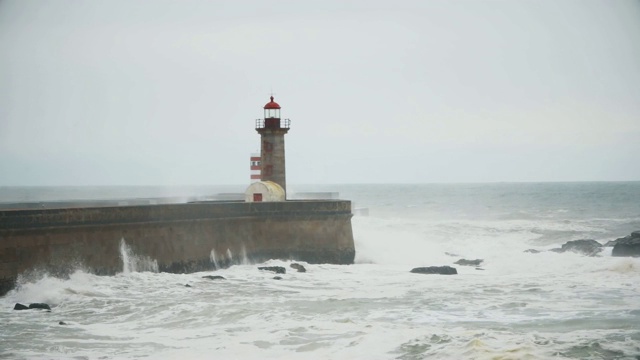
[{"xmin": 263, "ymin": 96, "xmax": 281, "ymax": 109}]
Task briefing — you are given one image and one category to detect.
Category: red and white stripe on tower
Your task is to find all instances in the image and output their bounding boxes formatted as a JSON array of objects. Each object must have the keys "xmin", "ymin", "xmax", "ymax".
[{"xmin": 250, "ymin": 152, "xmax": 261, "ymax": 182}]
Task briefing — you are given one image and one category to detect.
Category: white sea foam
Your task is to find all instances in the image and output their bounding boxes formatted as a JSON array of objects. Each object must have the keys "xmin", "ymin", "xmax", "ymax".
[
  {"xmin": 2, "ymin": 183, "xmax": 640, "ymax": 359},
  {"xmin": 240, "ymin": 244, "xmax": 250, "ymax": 265}
]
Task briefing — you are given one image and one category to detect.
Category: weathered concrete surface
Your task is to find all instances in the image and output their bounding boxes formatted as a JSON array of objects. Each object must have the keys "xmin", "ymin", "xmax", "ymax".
[{"xmin": 0, "ymin": 200, "xmax": 355, "ymax": 296}]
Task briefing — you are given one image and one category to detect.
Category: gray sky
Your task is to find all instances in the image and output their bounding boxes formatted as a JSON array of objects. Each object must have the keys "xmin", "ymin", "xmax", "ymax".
[{"xmin": 1, "ymin": 0, "xmax": 639, "ymax": 185}]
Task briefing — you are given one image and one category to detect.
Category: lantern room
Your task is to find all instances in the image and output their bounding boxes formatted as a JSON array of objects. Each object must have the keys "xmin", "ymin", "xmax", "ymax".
[{"xmin": 263, "ymin": 96, "xmax": 280, "ymax": 119}]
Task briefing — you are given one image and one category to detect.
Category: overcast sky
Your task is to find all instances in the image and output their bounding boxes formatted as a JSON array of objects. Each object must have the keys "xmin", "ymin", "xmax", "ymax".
[{"xmin": 1, "ymin": 0, "xmax": 639, "ymax": 186}]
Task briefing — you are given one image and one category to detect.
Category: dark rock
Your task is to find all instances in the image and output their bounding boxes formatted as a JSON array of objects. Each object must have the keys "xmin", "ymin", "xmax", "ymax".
[
  {"xmin": 258, "ymin": 266, "xmax": 286, "ymax": 274},
  {"xmin": 202, "ymin": 275, "xmax": 226, "ymax": 280},
  {"xmin": 410, "ymin": 266, "xmax": 457, "ymax": 275},
  {"xmin": 551, "ymin": 239, "xmax": 603, "ymax": 256},
  {"xmin": 14, "ymin": 303, "xmax": 29, "ymax": 310},
  {"xmin": 290, "ymin": 263, "xmax": 307, "ymax": 272},
  {"xmin": 612, "ymin": 235, "xmax": 640, "ymax": 257},
  {"xmin": 28, "ymin": 303, "xmax": 51, "ymax": 310},
  {"xmin": 454, "ymin": 259, "xmax": 483, "ymax": 266},
  {"xmin": 604, "ymin": 237, "xmax": 624, "ymax": 247},
  {"xmin": 273, "ymin": 276, "xmax": 283, "ymax": 280},
  {"xmin": 607, "ymin": 231, "xmax": 640, "ymax": 249},
  {"xmin": 14, "ymin": 303, "xmax": 51, "ymax": 311},
  {"xmin": 524, "ymin": 249, "xmax": 541, "ymax": 254},
  {"xmin": 59, "ymin": 321, "xmax": 68, "ymax": 325},
  {"xmin": 184, "ymin": 284, "xmax": 192, "ymax": 287},
  {"xmin": 475, "ymin": 267, "xmax": 485, "ymax": 271}
]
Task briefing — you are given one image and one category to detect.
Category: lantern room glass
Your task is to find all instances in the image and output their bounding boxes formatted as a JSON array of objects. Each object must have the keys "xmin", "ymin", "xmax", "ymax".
[{"xmin": 265, "ymin": 108, "xmax": 280, "ymax": 119}]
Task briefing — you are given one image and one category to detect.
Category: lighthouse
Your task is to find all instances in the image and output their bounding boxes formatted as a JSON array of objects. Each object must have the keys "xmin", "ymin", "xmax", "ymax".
[{"xmin": 255, "ymin": 96, "xmax": 290, "ymax": 194}]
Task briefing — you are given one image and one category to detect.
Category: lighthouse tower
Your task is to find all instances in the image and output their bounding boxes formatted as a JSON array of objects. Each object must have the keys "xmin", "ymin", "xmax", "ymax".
[{"xmin": 256, "ymin": 96, "xmax": 290, "ymax": 193}]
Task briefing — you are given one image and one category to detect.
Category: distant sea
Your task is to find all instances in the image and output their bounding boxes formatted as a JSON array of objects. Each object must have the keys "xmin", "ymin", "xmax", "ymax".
[{"xmin": 2, "ymin": 182, "xmax": 640, "ymax": 359}]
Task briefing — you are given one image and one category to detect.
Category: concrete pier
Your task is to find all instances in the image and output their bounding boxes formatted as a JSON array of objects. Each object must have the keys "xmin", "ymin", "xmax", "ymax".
[{"xmin": 0, "ymin": 200, "xmax": 355, "ymax": 295}]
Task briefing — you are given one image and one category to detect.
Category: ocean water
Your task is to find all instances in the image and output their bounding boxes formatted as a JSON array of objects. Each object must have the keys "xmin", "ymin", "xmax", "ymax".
[{"xmin": 2, "ymin": 182, "xmax": 640, "ymax": 359}]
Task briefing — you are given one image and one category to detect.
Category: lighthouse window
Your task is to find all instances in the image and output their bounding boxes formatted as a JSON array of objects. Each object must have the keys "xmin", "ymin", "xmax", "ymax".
[{"xmin": 265, "ymin": 109, "xmax": 280, "ymax": 118}]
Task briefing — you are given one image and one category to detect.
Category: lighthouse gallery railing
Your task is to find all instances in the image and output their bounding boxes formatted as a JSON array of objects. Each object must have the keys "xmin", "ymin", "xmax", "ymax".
[{"xmin": 255, "ymin": 119, "xmax": 291, "ymax": 130}]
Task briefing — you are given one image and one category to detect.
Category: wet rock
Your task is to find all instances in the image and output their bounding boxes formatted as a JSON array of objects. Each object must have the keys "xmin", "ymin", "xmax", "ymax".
[
  {"xmin": 410, "ymin": 266, "xmax": 457, "ymax": 275},
  {"xmin": 551, "ymin": 239, "xmax": 603, "ymax": 256},
  {"xmin": 454, "ymin": 259, "xmax": 483, "ymax": 266},
  {"xmin": 28, "ymin": 303, "xmax": 51, "ymax": 310},
  {"xmin": 290, "ymin": 263, "xmax": 307, "ymax": 272},
  {"xmin": 524, "ymin": 249, "xmax": 541, "ymax": 254},
  {"xmin": 604, "ymin": 231, "xmax": 640, "ymax": 247},
  {"xmin": 475, "ymin": 267, "xmax": 485, "ymax": 271},
  {"xmin": 604, "ymin": 238, "xmax": 624, "ymax": 247},
  {"xmin": 184, "ymin": 284, "xmax": 192, "ymax": 287},
  {"xmin": 258, "ymin": 266, "xmax": 286, "ymax": 274},
  {"xmin": 14, "ymin": 303, "xmax": 29, "ymax": 310},
  {"xmin": 14, "ymin": 303, "xmax": 51, "ymax": 311},
  {"xmin": 273, "ymin": 276, "xmax": 283, "ymax": 280},
  {"xmin": 202, "ymin": 275, "xmax": 226, "ymax": 280},
  {"xmin": 59, "ymin": 321, "xmax": 68, "ymax": 325},
  {"xmin": 612, "ymin": 232, "xmax": 640, "ymax": 257}
]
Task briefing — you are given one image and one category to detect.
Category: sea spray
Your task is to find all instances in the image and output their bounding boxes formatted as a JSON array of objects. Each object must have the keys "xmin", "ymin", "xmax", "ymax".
[
  {"xmin": 209, "ymin": 249, "xmax": 220, "ymax": 269},
  {"xmin": 8, "ymin": 270, "xmax": 102, "ymax": 306},
  {"xmin": 209, "ymin": 247, "xmax": 248, "ymax": 268},
  {"xmin": 119, "ymin": 239, "xmax": 159, "ymax": 273},
  {"xmin": 607, "ymin": 258, "xmax": 640, "ymax": 273},
  {"xmin": 240, "ymin": 244, "xmax": 249, "ymax": 265}
]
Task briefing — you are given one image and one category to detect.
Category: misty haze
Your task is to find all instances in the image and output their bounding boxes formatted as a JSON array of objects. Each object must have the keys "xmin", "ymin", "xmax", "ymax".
[
  {"xmin": 1, "ymin": 0, "xmax": 639, "ymax": 185},
  {"xmin": 2, "ymin": 1, "xmax": 640, "ymax": 359}
]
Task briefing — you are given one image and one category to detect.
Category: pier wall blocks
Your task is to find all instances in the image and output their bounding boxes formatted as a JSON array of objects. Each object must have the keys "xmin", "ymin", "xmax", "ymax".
[{"xmin": 0, "ymin": 200, "xmax": 355, "ymax": 295}]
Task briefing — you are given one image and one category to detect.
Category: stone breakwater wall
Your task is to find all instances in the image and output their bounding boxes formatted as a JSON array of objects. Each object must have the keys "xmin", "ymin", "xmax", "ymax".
[{"xmin": 0, "ymin": 200, "xmax": 355, "ymax": 295}]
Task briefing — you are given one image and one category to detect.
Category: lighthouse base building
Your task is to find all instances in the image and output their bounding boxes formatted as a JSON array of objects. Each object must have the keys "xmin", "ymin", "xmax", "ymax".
[{"xmin": 0, "ymin": 96, "xmax": 355, "ymax": 296}]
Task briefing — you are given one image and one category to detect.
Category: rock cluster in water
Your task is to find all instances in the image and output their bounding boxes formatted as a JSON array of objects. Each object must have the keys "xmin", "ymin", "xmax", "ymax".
[
  {"xmin": 410, "ymin": 266, "xmax": 457, "ymax": 275},
  {"xmin": 258, "ymin": 266, "xmax": 286, "ymax": 274},
  {"xmin": 14, "ymin": 303, "xmax": 51, "ymax": 311},
  {"xmin": 454, "ymin": 259, "xmax": 483, "ymax": 266},
  {"xmin": 524, "ymin": 231, "xmax": 640, "ymax": 257},
  {"xmin": 550, "ymin": 239, "xmax": 603, "ymax": 256},
  {"xmin": 187, "ymin": 263, "xmax": 308, "ymax": 285},
  {"xmin": 290, "ymin": 263, "xmax": 307, "ymax": 272}
]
